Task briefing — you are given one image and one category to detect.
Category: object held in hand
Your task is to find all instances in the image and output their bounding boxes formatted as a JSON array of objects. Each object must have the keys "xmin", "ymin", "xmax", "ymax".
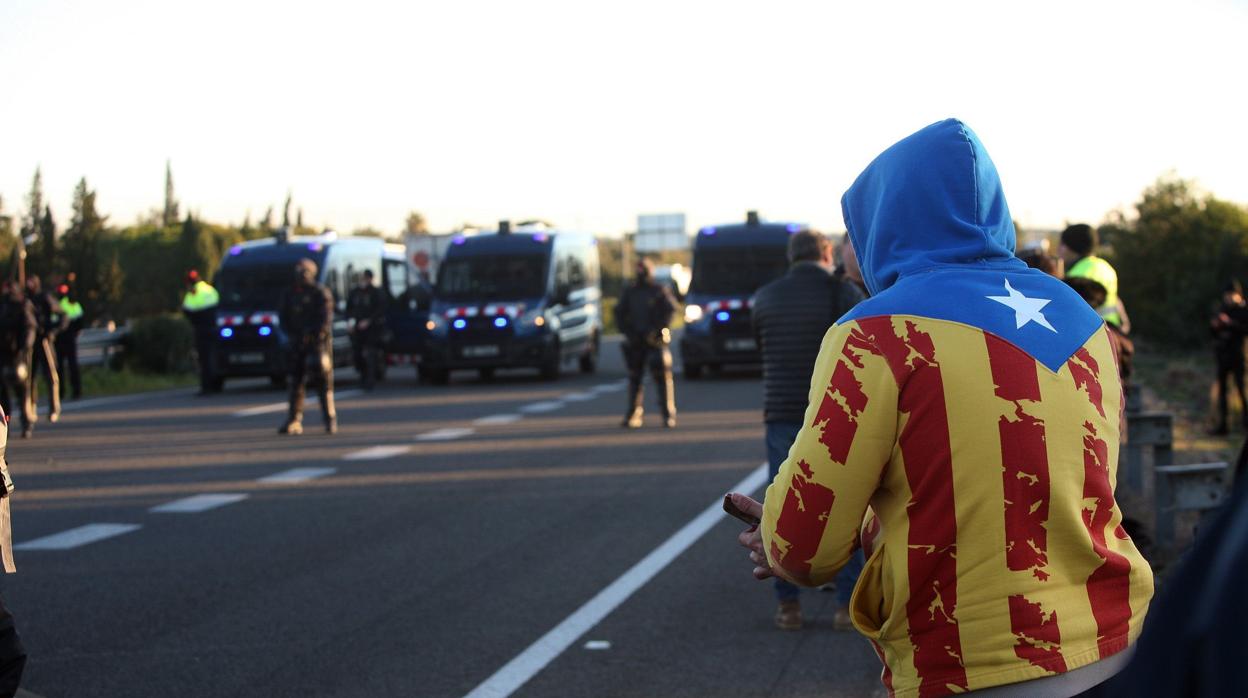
[{"xmin": 723, "ymin": 494, "xmax": 761, "ymax": 526}]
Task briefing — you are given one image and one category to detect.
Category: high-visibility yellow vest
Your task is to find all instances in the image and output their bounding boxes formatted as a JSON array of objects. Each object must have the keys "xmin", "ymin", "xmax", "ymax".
[
  {"xmin": 60, "ymin": 298, "xmax": 85, "ymax": 321},
  {"xmin": 1066, "ymin": 255, "xmax": 1121, "ymax": 326},
  {"xmin": 182, "ymin": 281, "xmax": 220, "ymax": 312}
]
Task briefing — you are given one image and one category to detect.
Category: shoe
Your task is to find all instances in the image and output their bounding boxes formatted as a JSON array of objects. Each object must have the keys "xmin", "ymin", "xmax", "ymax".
[
  {"xmin": 663, "ymin": 417, "xmax": 676, "ymax": 428},
  {"xmin": 833, "ymin": 606, "xmax": 854, "ymax": 631},
  {"xmin": 279, "ymin": 421, "xmax": 303, "ymax": 435},
  {"xmin": 775, "ymin": 600, "xmax": 802, "ymax": 631},
  {"xmin": 325, "ymin": 418, "xmax": 338, "ymax": 435},
  {"xmin": 621, "ymin": 413, "xmax": 643, "ymax": 429},
  {"xmin": 20, "ymin": 426, "xmax": 32, "ymax": 439},
  {"xmin": 49, "ymin": 412, "xmax": 60, "ymax": 424}
]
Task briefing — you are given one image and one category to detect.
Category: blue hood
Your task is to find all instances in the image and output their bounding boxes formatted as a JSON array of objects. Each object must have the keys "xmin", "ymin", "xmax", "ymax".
[{"xmin": 841, "ymin": 118, "xmax": 1023, "ymax": 296}]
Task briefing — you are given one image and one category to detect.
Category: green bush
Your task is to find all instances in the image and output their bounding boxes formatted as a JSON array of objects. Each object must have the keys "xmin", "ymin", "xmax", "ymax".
[{"xmin": 123, "ymin": 313, "xmax": 195, "ymax": 373}]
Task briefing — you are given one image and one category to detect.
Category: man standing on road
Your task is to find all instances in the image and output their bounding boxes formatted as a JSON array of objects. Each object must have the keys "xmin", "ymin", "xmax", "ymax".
[
  {"xmin": 25, "ymin": 275, "xmax": 64, "ymax": 424},
  {"xmin": 751, "ymin": 229, "xmax": 865, "ymax": 631},
  {"xmin": 614, "ymin": 257, "xmax": 678, "ymax": 428},
  {"xmin": 278, "ymin": 258, "xmax": 337, "ymax": 435},
  {"xmin": 1208, "ymin": 279, "xmax": 1248, "ymax": 434},
  {"xmin": 181, "ymin": 269, "xmax": 220, "ymax": 395},
  {"xmin": 732, "ymin": 119, "xmax": 1152, "ymax": 696},
  {"xmin": 346, "ymin": 269, "xmax": 386, "ymax": 391},
  {"xmin": 56, "ymin": 283, "xmax": 84, "ymax": 401},
  {"xmin": 0, "ymin": 283, "xmax": 36, "ymax": 439}
]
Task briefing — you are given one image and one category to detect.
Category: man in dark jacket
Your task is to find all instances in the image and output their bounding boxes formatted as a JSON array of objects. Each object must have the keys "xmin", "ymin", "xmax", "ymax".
[
  {"xmin": 55, "ymin": 283, "xmax": 84, "ymax": 401},
  {"xmin": 1209, "ymin": 279, "xmax": 1248, "ymax": 434},
  {"xmin": 751, "ymin": 229, "xmax": 865, "ymax": 630},
  {"xmin": 346, "ymin": 269, "xmax": 386, "ymax": 391},
  {"xmin": 278, "ymin": 259, "xmax": 337, "ymax": 435},
  {"xmin": 24, "ymin": 275, "xmax": 64, "ymax": 424},
  {"xmin": 614, "ymin": 258, "xmax": 678, "ymax": 428},
  {"xmin": 0, "ymin": 283, "xmax": 36, "ymax": 439}
]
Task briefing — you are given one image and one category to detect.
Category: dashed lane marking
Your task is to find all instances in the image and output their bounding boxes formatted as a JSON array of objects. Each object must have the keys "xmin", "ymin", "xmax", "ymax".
[
  {"xmin": 150, "ymin": 493, "xmax": 249, "ymax": 513},
  {"xmin": 473, "ymin": 414, "xmax": 522, "ymax": 426},
  {"xmin": 590, "ymin": 382, "xmax": 626, "ymax": 393},
  {"xmin": 561, "ymin": 392, "xmax": 597, "ymax": 403},
  {"xmin": 14, "ymin": 523, "xmax": 142, "ymax": 551},
  {"xmin": 519, "ymin": 401, "xmax": 564, "ymax": 414},
  {"xmin": 464, "ymin": 462, "xmax": 769, "ymax": 698},
  {"xmin": 258, "ymin": 467, "xmax": 338, "ymax": 483},
  {"xmin": 343, "ymin": 445, "xmax": 412, "ymax": 461},
  {"xmin": 416, "ymin": 427, "xmax": 475, "ymax": 441},
  {"xmin": 232, "ymin": 389, "xmax": 363, "ymax": 418}
]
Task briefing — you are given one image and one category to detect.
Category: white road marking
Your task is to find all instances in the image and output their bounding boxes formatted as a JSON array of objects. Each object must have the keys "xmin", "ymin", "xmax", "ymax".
[
  {"xmin": 232, "ymin": 389, "xmax": 362, "ymax": 417},
  {"xmin": 416, "ymin": 427, "xmax": 475, "ymax": 441},
  {"xmin": 150, "ymin": 493, "xmax": 249, "ymax": 513},
  {"xmin": 343, "ymin": 445, "xmax": 412, "ymax": 461},
  {"xmin": 519, "ymin": 401, "xmax": 564, "ymax": 414},
  {"xmin": 48, "ymin": 388, "xmax": 198, "ymax": 414},
  {"xmin": 258, "ymin": 467, "xmax": 338, "ymax": 483},
  {"xmin": 561, "ymin": 392, "xmax": 597, "ymax": 403},
  {"xmin": 583, "ymin": 641, "xmax": 611, "ymax": 651},
  {"xmin": 464, "ymin": 463, "xmax": 769, "ymax": 698},
  {"xmin": 591, "ymin": 382, "xmax": 626, "ymax": 393},
  {"xmin": 15, "ymin": 523, "xmax": 142, "ymax": 551},
  {"xmin": 473, "ymin": 414, "xmax": 522, "ymax": 426}
]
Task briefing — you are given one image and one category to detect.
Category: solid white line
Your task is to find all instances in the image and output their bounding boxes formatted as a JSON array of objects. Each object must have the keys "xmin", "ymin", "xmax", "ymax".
[
  {"xmin": 519, "ymin": 401, "xmax": 564, "ymax": 414},
  {"xmin": 232, "ymin": 389, "xmax": 362, "ymax": 418},
  {"xmin": 258, "ymin": 467, "xmax": 338, "ymax": 483},
  {"xmin": 473, "ymin": 414, "xmax": 522, "ymax": 426},
  {"xmin": 416, "ymin": 427, "xmax": 475, "ymax": 442},
  {"xmin": 14, "ymin": 523, "xmax": 142, "ymax": 551},
  {"xmin": 561, "ymin": 392, "xmax": 597, "ymax": 403},
  {"xmin": 150, "ymin": 493, "xmax": 249, "ymax": 513},
  {"xmin": 50, "ymin": 388, "xmax": 199, "ymax": 413},
  {"xmin": 464, "ymin": 463, "xmax": 768, "ymax": 698},
  {"xmin": 591, "ymin": 382, "xmax": 626, "ymax": 393},
  {"xmin": 343, "ymin": 445, "xmax": 412, "ymax": 461}
]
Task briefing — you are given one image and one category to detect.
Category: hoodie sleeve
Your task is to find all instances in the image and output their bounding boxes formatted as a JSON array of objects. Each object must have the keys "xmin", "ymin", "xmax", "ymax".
[{"xmin": 760, "ymin": 319, "xmax": 898, "ymax": 587}]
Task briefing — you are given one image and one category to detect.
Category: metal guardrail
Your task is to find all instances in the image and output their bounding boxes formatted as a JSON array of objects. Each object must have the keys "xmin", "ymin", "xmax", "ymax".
[{"xmin": 76, "ymin": 326, "xmax": 128, "ymax": 367}]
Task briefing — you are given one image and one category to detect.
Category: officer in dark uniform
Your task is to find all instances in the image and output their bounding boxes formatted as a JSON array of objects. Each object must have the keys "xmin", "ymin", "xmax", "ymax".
[
  {"xmin": 24, "ymin": 275, "xmax": 64, "ymax": 425},
  {"xmin": 278, "ymin": 258, "xmax": 337, "ymax": 435},
  {"xmin": 56, "ymin": 283, "xmax": 85, "ymax": 401},
  {"xmin": 0, "ymin": 282, "xmax": 36, "ymax": 439},
  {"xmin": 346, "ymin": 269, "xmax": 386, "ymax": 391},
  {"xmin": 614, "ymin": 257, "xmax": 678, "ymax": 428}
]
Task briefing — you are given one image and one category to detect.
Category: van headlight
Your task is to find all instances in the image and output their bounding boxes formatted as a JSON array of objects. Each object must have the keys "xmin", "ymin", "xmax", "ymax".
[
  {"xmin": 516, "ymin": 308, "xmax": 547, "ymax": 334},
  {"xmin": 425, "ymin": 313, "xmax": 448, "ymax": 336},
  {"xmin": 684, "ymin": 304, "xmax": 704, "ymax": 323}
]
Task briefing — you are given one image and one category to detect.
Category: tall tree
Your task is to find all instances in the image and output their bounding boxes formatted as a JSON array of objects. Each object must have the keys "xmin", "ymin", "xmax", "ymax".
[
  {"xmin": 162, "ymin": 159, "xmax": 180, "ymax": 228},
  {"xmin": 19, "ymin": 167, "xmax": 44, "ymax": 244},
  {"xmin": 404, "ymin": 211, "xmax": 429, "ymax": 236},
  {"xmin": 61, "ymin": 177, "xmax": 109, "ymax": 314},
  {"xmin": 0, "ymin": 195, "xmax": 15, "ymax": 274},
  {"xmin": 259, "ymin": 206, "xmax": 274, "ymax": 234},
  {"xmin": 282, "ymin": 191, "xmax": 293, "ymax": 228},
  {"xmin": 28, "ymin": 205, "xmax": 58, "ymax": 279},
  {"xmin": 179, "ymin": 213, "xmax": 218, "ymax": 281},
  {"xmin": 296, "ymin": 207, "xmax": 304, "ymax": 230}
]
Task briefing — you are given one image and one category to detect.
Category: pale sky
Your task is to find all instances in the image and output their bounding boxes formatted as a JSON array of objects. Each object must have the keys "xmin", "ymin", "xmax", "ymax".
[{"xmin": 2, "ymin": 0, "xmax": 1246, "ymax": 237}]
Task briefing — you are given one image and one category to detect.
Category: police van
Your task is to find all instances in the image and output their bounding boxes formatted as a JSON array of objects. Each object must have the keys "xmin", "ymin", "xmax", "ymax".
[
  {"xmin": 679, "ymin": 211, "xmax": 795, "ymax": 378},
  {"xmin": 208, "ymin": 232, "xmax": 428, "ymax": 390},
  {"xmin": 421, "ymin": 221, "xmax": 602, "ymax": 383}
]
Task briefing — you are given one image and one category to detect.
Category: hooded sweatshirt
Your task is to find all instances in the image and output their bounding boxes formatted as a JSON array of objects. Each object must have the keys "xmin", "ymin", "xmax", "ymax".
[{"xmin": 759, "ymin": 119, "xmax": 1151, "ymax": 697}]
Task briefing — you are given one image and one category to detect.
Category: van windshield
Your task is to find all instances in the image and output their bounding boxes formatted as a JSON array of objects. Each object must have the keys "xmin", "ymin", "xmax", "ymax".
[
  {"xmin": 689, "ymin": 246, "xmax": 789, "ymax": 296},
  {"xmin": 215, "ymin": 264, "xmax": 301, "ymax": 310},
  {"xmin": 436, "ymin": 255, "xmax": 547, "ymax": 301}
]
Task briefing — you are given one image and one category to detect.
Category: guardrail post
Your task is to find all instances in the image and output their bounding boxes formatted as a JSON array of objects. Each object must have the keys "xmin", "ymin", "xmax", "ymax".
[{"xmin": 1154, "ymin": 462, "xmax": 1230, "ymax": 559}]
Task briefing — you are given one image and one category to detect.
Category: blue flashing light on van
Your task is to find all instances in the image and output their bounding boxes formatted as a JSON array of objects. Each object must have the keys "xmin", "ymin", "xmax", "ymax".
[{"xmin": 680, "ymin": 211, "xmax": 799, "ymax": 379}]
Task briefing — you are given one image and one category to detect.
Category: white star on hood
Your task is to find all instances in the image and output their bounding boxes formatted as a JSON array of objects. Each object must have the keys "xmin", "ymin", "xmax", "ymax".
[{"xmin": 987, "ymin": 280, "xmax": 1057, "ymax": 333}]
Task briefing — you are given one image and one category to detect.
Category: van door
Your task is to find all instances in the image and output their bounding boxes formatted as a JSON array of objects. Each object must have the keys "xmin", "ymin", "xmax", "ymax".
[
  {"xmin": 383, "ymin": 258, "xmax": 428, "ymax": 356},
  {"xmin": 552, "ymin": 247, "xmax": 593, "ymax": 357}
]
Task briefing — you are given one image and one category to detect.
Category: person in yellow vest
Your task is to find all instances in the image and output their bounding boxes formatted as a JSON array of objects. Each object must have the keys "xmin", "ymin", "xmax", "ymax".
[
  {"xmin": 1059, "ymin": 224, "xmax": 1122, "ymax": 327},
  {"xmin": 182, "ymin": 270, "xmax": 221, "ymax": 395},
  {"xmin": 55, "ymin": 284, "xmax": 84, "ymax": 400}
]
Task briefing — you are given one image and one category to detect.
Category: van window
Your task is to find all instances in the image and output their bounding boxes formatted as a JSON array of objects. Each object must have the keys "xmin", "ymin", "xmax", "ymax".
[
  {"xmin": 436, "ymin": 255, "xmax": 547, "ymax": 301},
  {"xmin": 690, "ymin": 245, "xmax": 788, "ymax": 296},
  {"xmin": 384, "ymin": 259, "xmax": 408, "ymax": 301}
]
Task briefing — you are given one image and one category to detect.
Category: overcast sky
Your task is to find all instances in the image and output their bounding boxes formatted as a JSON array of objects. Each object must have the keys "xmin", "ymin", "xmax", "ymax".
[{"xmin": 1, "ymin": 0, "xmax": 1245, "ymax": 236}]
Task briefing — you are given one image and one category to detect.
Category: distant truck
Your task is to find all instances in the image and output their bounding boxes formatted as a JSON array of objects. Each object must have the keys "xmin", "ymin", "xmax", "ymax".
[
  {"xmin": 679, "ymin": 211, "xmax": 796, "ymax": 378},
  {"xmin": 403, "ymin": 231, "xmax": 464, "ymax": 287}
]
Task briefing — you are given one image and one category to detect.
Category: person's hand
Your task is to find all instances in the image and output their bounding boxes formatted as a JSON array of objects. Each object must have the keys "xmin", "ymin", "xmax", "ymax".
[{"xmin": 730, "ymin": 492, "xmax": 774, "ymax": 580}]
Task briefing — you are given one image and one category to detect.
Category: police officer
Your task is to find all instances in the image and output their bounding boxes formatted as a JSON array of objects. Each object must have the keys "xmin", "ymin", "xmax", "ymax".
[
  {"xmin": 181, "ymin": 269, "xmax": 220, "ymax": 395},
  {"xmin": 24, "ymin": 275, "xmax": 64, "ymax": 424},
  {"xmin": 614, "ymin": 257, "xmax": 678, "ymax": 428},
  {"xmin": 346, "ymin": 269, "xmax": 386, "ymax": 391},
  {"xmin": 56, "ymin": 283, "xmax": 84, "ymax": 401},
  {"xmin": 0, "ymin": 283, "xmax": 36, "ymax": 439},
  {"xmin": 278, "ymin": 258, "xmax": 337, "ymax": 435}
]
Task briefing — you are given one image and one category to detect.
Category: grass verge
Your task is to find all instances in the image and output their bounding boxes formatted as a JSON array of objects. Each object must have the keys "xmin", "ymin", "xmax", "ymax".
[{"xmin": 78, "ymin": 366, "xmax": 198, "ymax": 398}]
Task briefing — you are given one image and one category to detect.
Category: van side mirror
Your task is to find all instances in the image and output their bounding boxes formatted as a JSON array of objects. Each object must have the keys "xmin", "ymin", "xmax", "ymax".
[{"xmin": 554, "ymin": 285, "xmax": 572, "ymax": 306}]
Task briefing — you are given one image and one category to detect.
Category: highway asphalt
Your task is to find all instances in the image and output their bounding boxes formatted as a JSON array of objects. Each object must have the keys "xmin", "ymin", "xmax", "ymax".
[{"xmin": 2, "ymin": 336, "xmax": 881, "ymax": 698}]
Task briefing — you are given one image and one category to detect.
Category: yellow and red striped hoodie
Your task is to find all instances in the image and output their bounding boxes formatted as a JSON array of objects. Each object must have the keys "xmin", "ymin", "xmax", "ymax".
[{"xmin": 760, "ymin": 120, "xmax": 1151, "ymax": 697}]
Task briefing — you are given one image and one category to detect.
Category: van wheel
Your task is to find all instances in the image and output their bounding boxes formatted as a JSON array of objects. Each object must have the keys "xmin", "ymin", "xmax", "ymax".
[
  {"xmin": 478, "ymin": 367, "xmax": 496, "ymax": 381},
  {"xmin": 270, "ymin": 374, "xmax": 287, "ymax": 389},
  {"xmin": 579, "ymin": 337, "xmax": 598, "ymax": 374},
  {"xmin": 684, "ymin": 363, "xmax": 703, "ymax": 379},
  {"xmin": 427, "ymin": 367, "xmax": 450, "ymax": 386},
  {"xmin": 539, "ymin": 346, "xmax": 561, "ymax": 381},
  {"xmin": 209, "ymin": 376, "xmax": 226, "ymax": 392}
]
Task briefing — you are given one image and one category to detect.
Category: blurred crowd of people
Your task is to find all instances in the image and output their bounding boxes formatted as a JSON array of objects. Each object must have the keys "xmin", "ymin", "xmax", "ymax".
[{"xmin": 0, "ymin": 275, "xmax": 84, "ymax": 439}]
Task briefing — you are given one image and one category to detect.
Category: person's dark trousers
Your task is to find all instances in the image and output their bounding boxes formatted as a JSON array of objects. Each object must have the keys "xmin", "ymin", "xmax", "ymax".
[
  {"xmin": 0, "ymin": 365, "xmax": 32, "ymax": 434},
  {"xmin": 28, "ymin": 337, "xmax": 59, "ymax": 420},
  {"xmin": 1214, "ymin": 350, "xmax": 1247, "ymax": 431},
  {"xmin": 194, "ymin": 328, "xmax": 216, "ymax": 394},
  {"xmin": 622, "ymin": 339, "xmax": 675, "ymax": 422},
  {"xmin": 286, "ymin": 340, "xmax": 336, "ymax": 427},
  {"xmin": 765, "ymin": 421, "xmax": 864, "ymax": 604},
  {"xmin": 55, "ymin": 333, "xmax": 81, "ymax": 400},
  {"xmin": 0, "ymin": 596, "xmax": 27, "ymax": 697},
  {"xmin": 351, "ymin": 332, "xmax": 380, "ymax": 390}
]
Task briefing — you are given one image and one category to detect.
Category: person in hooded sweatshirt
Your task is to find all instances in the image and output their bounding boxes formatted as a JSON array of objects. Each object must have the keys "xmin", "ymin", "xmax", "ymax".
[{"xmin": 731, "ymin": 119, "xmax": 1151, "ymax": 697}]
